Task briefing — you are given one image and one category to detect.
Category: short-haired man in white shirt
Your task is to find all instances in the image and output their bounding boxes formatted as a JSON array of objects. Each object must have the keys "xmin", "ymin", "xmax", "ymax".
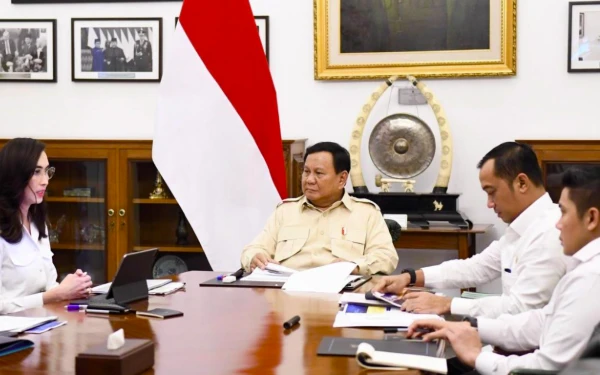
[
  {"xmin": 405, "ymin": 166, "xmax": 600, "ymax": 375},
  {"xmin": 373, "ymin": 142, "xmax": 571, "ymax": 318}
]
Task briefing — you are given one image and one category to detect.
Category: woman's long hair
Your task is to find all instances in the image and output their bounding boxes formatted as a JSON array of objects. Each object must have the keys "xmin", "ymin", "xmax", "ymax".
[{"xmin": 0, "ymin": 138, "xmax": 49, "ymax": 243}]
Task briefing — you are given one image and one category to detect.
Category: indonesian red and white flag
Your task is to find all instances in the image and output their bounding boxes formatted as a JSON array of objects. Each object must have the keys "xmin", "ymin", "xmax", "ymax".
[{"xmin": 153, "ymin": 0, "xmax": 287, "ymax": 272}]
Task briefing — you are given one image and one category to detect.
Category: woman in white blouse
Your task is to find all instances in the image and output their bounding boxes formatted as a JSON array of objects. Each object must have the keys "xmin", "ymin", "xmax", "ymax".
[{"xmin": 0, "ymin": 138, "xmax": 93, "ymax": 314}]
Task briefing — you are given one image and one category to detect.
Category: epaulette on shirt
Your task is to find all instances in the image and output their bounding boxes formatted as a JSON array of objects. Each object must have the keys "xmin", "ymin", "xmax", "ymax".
[
  {"xmin": 349, "ymin": 196, "xmax": 381, "ymax": 211},
  {"xmin": 276, "ymin": 196, "xmax": 303, "ymax": 208}
]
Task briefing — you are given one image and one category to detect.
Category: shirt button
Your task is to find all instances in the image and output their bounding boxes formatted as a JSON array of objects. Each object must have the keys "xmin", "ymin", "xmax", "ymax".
[
  {"xmin": 323, "ymin": 212, "xmax": 328, "ymax": 217},
  {"xmin": 320, "ymin": 230, "xmax": 324, "ymax": 235},
  {"xmin": 39, "ymin": 269, "xmax": 42, "ymax": 272}
]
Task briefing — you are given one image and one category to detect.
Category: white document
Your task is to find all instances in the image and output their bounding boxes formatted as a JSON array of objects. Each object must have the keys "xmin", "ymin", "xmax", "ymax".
[
  {"xmin": 149, "ymin": 282, "xmax": 186, "ymax": 295},
  {"xmin": 338, "ymin": 292, "xmax": 388, "ymax": 306},
  {"xmin": 0, "ymin": 316, "xmax": 58, "ymax": 333},
  {"xmin": 92, "ymin": 279, "xmax": 172, "ymax": 294},
  {"xmin": 264, "ymin": 263, "xmax": 297, "ymax": 276},
  {"xmin": 333, "ymin": 303, "xmax": 443, "ymax": 328},
  {"xmin": 242, "ymin": 268, "xmax": 291, "ymax": 283},
  {"xmin": 282, "ymin": 262, "xmax": 357, "ymax": 293},
  {"xmin": 242, "ymin": 264, "xmax": 361, "ymax": 287},
  {"xmin": 241, "ymin": 263, "xmax": 298, "ymax": 283}
]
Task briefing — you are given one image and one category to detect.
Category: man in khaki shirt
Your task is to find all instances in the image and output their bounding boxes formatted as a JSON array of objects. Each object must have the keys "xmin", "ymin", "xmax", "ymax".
[{"xmin": 241, "ymin": 142, "xmax": 399, "ymax": 276}]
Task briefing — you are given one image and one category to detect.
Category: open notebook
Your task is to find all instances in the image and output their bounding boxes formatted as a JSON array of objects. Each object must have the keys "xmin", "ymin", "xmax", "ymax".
[{"xmin": 356, "ymin": 342, "xmax": 447, "ymax": 374}]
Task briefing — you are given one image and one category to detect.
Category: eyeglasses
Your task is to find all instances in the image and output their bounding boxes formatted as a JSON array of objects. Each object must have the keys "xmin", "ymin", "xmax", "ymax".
[{"xmin": 33, "ymin": 166, "xmax": 56, "ymax": 180}]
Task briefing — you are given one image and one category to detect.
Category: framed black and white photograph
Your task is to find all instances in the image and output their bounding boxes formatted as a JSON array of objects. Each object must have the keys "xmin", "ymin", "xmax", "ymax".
[
  {"xmin": 71, "ymin": 18, "xmax": 162, "ymax": 82},
  {"xmin": 569, "ymin": 1, "xmax": 600, "ymax": 72},
  {"xmin": 175, "ymin": 16, "xmax": 268, "ymax": 62},
  {"xmin": 0, "ymin": 19, "xmax": 56, "ymax": 82}
]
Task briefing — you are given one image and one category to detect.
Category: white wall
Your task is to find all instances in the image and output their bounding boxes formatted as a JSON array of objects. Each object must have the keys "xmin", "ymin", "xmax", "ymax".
[{"xmin": 2, "ymin": 0, "xmax": 599, "ymax": 293}]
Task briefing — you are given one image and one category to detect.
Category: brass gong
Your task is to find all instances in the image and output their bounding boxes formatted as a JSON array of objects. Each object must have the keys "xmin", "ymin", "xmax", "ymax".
[{"xmin": 368, "ymin": 113, "xmax": 436, "ymax": 179}]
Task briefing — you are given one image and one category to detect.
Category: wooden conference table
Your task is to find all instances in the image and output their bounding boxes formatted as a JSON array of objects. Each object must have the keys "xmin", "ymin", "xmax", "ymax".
[{"xmin": 0, "ymin": 271, "xmax": 422, "ymax": 375}]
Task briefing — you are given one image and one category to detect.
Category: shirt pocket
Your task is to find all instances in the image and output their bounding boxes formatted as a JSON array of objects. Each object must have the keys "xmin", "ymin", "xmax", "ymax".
[
  {"xmin": 275, "ymin": 226, "xmax": 309, "ymax": 263},
  {"xmin": 501, "ymin": 268, "xmax": 517, "ymax": 295},
  {"xmin": 5, "ymin": 244, "xmax": 37, "ymax": 267},
  {"xmin": 330, "ymin": 229, "xmax": 367, "ymax": 260}
]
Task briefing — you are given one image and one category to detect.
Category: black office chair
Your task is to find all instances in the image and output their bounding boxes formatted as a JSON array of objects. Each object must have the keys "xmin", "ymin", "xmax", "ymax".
[
  {"xmin": 510, "ymin": 323, "xmax": 600, "ymax": 375},
  {"xmin": 385, "ymin": 219, "xmax": 402, "ymax": 243}
]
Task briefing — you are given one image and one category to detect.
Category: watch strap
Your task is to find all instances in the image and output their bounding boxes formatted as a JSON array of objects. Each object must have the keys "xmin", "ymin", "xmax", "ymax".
[{"xmin": 400, "ymin": 268, "xmax": 416, "ymax": 287}]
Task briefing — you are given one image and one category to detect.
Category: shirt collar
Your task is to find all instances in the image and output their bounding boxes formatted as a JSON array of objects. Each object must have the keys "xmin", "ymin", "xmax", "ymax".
[
  {"xmin": 573, "ymin": 237, "xmax": 600, "ymax": 263},
  {"xmin": 300, "ymin": 190, "xmax": 353, "ymax": 212},
  {"xmin": 22, "ymin": 222, "xmax": 42, "ymax": 250},
  {"xmin": 509, "ymin": 193, "xmax": 554, "ymax": 237}
]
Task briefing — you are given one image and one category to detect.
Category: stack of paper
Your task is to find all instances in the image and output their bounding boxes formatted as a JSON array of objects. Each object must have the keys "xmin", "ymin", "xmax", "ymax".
[
  {"xmin": 333, "ymin": 303, "xmax": 442, "ymax": 328},
  {"xmin": 242, "ymin": 263, "xmax": 362, "ymax": 289},
  {"xmin": 282, "ymin": 262, "xmax": 357, "ymax": 293},
  {"xmin": 0, "ymin": 316, "xmax": 58, "ymax": 333},
  {"xmin": 149, "ymin": 282, "xmax": 186, "ymax": 295},
  {"xmin": 242, "ymin": 263, "xmax": 297, "ymax": 283},
  {"xmin": 92, "ymin": 279, "xmax": 172, "ymax": 294}
]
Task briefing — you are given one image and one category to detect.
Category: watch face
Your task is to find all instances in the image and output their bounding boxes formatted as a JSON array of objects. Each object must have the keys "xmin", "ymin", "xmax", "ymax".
[{"xmin": 463, "ymin": 317, "xmax": 477, "ymax": 328}]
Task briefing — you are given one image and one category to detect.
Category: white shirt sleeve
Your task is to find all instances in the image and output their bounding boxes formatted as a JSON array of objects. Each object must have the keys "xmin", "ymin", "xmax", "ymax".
[
  {"xmin": 478, "ymin": 310, "xmax": 544, "ymax": 351},
  {"xmin": 451, "ymin": 236, "xmax": 567, "ymax": 318},
  {"xmin": 422, "ymin": 240, "xmax": 502, "ymax": 289},
  {"xmin": 475, "ymin": 274, "xmax": 600, "ymax": 375}
]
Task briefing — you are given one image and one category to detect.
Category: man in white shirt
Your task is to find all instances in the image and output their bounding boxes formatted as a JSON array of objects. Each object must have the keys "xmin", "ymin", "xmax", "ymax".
[
  {"xmin": 405, "ymin": 166, "xmax": 600, "ymax": 375},
  {"xmin": 373, "ymin": 142, "xmax": 570, "ymax": 318}
]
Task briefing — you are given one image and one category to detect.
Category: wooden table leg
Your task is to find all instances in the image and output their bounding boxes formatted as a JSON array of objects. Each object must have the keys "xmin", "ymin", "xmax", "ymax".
[
  {"xmin": 458, "ymin": 234, "xmax": 477, "ymax": 292},
  {"xmin": 458, "ymin": 234, "xmax": 469, "ymax": 260}
]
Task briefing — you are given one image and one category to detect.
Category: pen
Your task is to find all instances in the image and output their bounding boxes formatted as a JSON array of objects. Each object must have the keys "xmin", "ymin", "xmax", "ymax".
[
  {"xmin": 230, "ymin": 268, "xmax": 245, "ymax": 280},
  {"xmin": 383, "ymin": 327, "xmax": 432, "ymax": 334},
  {"xmin": 283, "ymin": 315, "xmax": 300, "ymax": 330},
  {"xmin": 86, "ymin": 309, "xmax": 124, "ymax": 314},
  {"xmin": 65, "ymin": 305, "xmax": 86, "ymax": 311},
  {"xmin": 86, "ymin": 309, "xmax": 111, "ymax": 314},
  {"xmin": 383, "ymin": 327, "xmax": 408, "ymax": 333}
]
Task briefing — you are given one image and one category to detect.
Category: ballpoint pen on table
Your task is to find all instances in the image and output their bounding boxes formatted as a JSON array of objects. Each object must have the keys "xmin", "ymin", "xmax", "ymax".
[
  {"xmin": 384, "ymin": 327, "xmax": 433, "ymax": 334},
  {"xmin": 86, "ymin": 309, "xmax": 124, "ymax": 314}
]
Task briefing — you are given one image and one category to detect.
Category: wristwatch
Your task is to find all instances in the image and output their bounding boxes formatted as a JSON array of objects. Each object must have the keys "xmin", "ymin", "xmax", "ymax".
[
  {"xmin": 400, "ymin": 268, "xmax": 416, "ymax": 287},
  {"xmin": 463, "ymin": 316, "xmax": 478, "ymax": 329}
]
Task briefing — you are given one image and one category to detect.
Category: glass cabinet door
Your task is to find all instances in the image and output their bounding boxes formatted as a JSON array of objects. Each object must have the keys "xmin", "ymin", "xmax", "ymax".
[
  {"xmin": 119, "ymin": 149, "xmax": 205, "ymax": 278},
  {"xmin": 45, "ymin": 149, "xmax": 116, "ymax": 284}
]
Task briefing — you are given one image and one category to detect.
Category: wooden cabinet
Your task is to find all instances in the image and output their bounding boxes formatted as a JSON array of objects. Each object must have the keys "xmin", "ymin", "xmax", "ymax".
[
  {"xmin": 0, "ymin": 139, "xmax": 306, "ymax": 282},
  {"xmin": 517, "ymin": 140, "xmax": 600, "ymax": 202},
  {"xmin": 283, "ymin": 139, "xmax": 307, "ymax": 198}
]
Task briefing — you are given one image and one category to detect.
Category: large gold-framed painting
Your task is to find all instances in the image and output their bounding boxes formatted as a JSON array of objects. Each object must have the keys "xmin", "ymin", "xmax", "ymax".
[{"xmin": 314, "ymin": 0, "xmax": 517, "ymax": 80}]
